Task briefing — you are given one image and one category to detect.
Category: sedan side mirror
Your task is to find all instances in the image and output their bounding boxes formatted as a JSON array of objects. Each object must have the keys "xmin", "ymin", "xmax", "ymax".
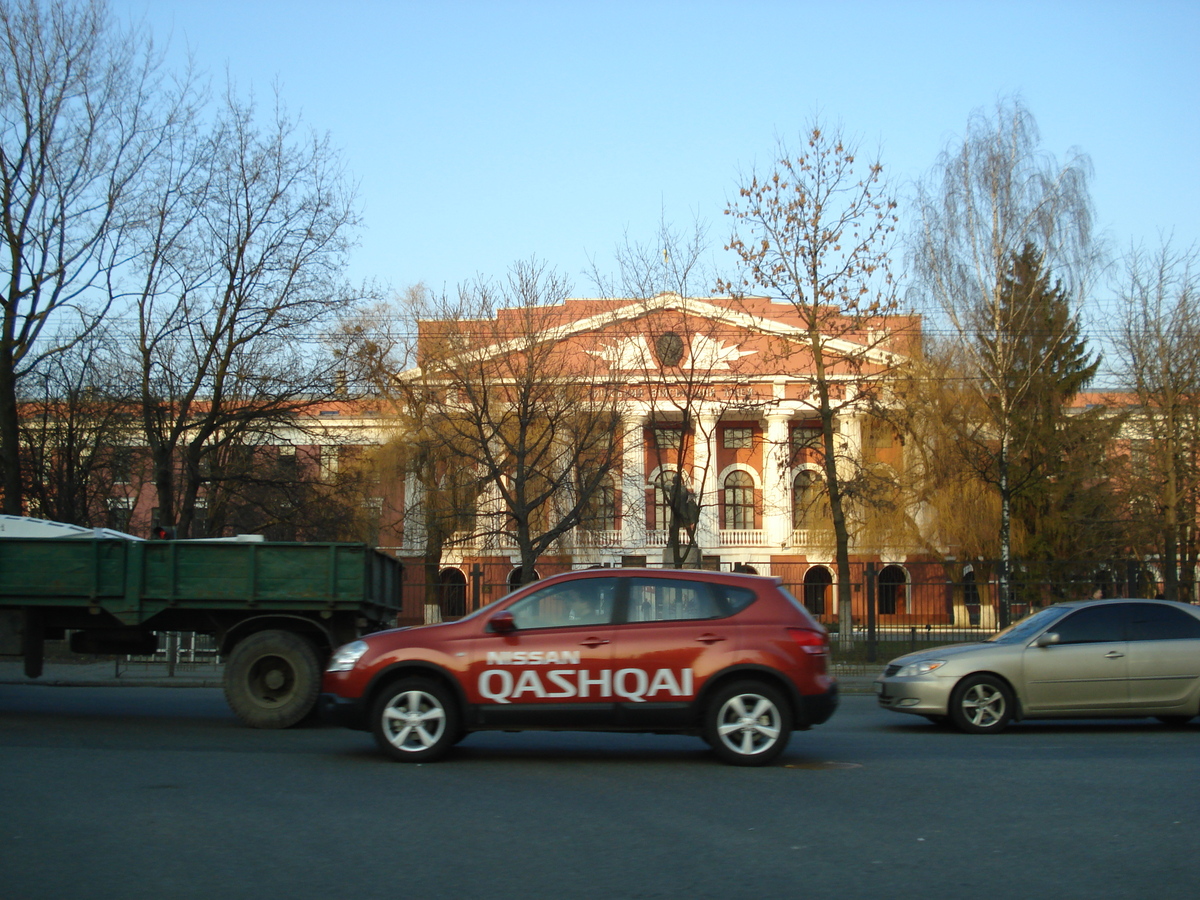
[
  {"xmin": 489, "ymin": 610, "xmax": 516, "ymax": 634},
  {"xmin": 1036, "ymin": 632, "xmax": 1060, "ymax": 648}
]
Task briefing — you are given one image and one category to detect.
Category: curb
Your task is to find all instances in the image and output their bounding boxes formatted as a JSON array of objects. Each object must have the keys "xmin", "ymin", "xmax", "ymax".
[{"xmin": 0, "ymin": 676, "xmax": 225, "ymax": 691}]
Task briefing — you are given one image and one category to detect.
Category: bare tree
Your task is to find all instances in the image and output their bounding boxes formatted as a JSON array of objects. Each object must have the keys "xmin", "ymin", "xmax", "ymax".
[
  {"xmin": 125, "ymin": 85, "xmax": 365, "ymax": 536},
  {"xmin": 17, "ymin": 320, "xmax": 135, "ymax": 526},
  {"xmin": 721, "ymin": 120, "xmax": 905, "ymax": 643},
  {"xmin": 591, "ymin": 217, "xmax": 772, "ymax": 568},
  {"xmin": 1113, "ymin": 240, "xmax": 1200, "ymax": 602},
  {"xmin": 910, "ymin": 97, "xmax": 1098, "ymax": 623},
  {"xmin": 0, "ymin": 0, "xmax": 189, "ymax": 513},
  {"xmin": 413, "ymin": 259, "xmax": 624, "ymax": 586},
  {"xmin": 338, "ymin": 286, "xmax": 483, "ymax": 622}
]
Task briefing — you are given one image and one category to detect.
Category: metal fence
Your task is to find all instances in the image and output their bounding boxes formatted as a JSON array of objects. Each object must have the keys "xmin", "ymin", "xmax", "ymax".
[
  {"xmin": 401, "ymin": 556, "xmax": 1185, "ymax": 636},
  {"xmin": 122, "ymin": 631, "xmax": 221, "ymax": 673}
]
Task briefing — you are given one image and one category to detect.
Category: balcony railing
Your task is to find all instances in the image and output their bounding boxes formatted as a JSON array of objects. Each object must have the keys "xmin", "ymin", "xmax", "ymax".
[
  {"xmin": 646, "ymin": 530, "xmax": 669, "ymax": 548},
  {"xmin": 718, "ymin": 529, "xmax": 765, "ymax": 547},
  {"xmin": 574, "ymin": 529, "xmax": 623, "ymax": 547},
  {"xmin": 792, "ymin": 527, "xmax": 835, "ymax": 548},
  {"xmin": 408, "ymin": 526, "xmax": 827, "ymax": 555}
]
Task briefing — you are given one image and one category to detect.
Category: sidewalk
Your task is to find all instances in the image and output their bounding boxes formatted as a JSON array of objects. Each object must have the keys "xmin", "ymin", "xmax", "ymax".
[
  {"xmin": 2, "ymin": 660, "xmax": 878, "ymax": 692},
  {"xmin": 0, "ymin": 659, "xmax": 224, "ymax": 688},
  {"xmin": 831, "ymin": 669, "xmax": 878, "ymax": 694}
]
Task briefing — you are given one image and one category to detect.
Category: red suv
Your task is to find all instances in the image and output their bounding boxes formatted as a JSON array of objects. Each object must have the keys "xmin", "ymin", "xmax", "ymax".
[{"xmin": 321, "ymin": 569, "xmax": 837, "ymax": 765}]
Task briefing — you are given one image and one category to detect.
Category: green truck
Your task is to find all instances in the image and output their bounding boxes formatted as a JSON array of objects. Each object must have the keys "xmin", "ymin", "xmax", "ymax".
[{"xmin": 0, "ymin": 517, "xmax": 402, "ymax": 727}]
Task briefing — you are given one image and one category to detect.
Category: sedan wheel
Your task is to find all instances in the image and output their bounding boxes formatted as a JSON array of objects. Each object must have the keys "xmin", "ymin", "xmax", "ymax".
[
  {"xmin": 949, "ymin": 675, "xmax": 1014, "ymax": 734},
  {"xmin": 371, "ymin": 678, "xmax": 459, "ymax": 762}
]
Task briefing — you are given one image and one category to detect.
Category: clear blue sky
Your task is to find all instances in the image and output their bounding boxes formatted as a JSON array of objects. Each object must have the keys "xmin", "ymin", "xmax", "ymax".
[{"xmin": 114, "ymin": 0, "xmax": 1199, "ymax": 305}]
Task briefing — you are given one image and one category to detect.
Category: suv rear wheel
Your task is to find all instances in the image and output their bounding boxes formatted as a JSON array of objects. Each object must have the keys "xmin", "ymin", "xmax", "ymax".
[{"xmin": 704, "ymin": 680, "xmax": 792, "ymax": 766}]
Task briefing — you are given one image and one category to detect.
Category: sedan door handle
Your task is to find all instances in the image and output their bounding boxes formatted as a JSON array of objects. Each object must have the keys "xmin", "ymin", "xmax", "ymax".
[
  {"xmin": 1104, "ymin": 650, "xmax": 1125, "ymax": 659},
  {"xmin": 580, "ymin": 637, "xmax": 610, "ymax": 647},
  {"xmin": 696, "ymin": 634, "xmax": 726, "ymax": 644}
]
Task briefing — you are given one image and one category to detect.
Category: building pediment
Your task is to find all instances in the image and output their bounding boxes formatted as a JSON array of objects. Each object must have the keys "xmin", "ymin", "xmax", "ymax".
[{"xmin": 407, "ymin": 292, "xmax": 913, "ymax": 381}]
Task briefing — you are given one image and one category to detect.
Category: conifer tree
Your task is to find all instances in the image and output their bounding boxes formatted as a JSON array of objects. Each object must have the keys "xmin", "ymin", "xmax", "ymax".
[{"xmin": 996, "ymin": 245, "xmax": 1120, "ymax": 563}]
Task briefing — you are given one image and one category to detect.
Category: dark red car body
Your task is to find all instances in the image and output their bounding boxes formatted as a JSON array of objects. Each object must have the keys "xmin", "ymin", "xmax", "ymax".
[{"xmin": 321, "ymin": 568, "xmax": 837, "ymax": 765}]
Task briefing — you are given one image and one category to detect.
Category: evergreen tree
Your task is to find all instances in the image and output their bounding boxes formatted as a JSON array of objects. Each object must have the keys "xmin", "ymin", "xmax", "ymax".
[{"xmin": 991, "ymin": 244, "xmax": 1120, "ymax": 561}]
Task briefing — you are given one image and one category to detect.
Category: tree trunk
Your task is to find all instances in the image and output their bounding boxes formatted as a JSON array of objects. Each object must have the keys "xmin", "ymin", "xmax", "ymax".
[{"xmin": 0, "ymin": 352, "xmax": 21, "ymax": 515}]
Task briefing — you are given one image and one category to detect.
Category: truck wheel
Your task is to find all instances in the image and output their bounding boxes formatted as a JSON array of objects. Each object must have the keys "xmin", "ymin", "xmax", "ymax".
[
  {"xmin": 371, "ymin": 678, "xmax": 459, "ymax": 762},
  {"xmin": 224, "ymin": 630, "xmax": 322, "ymax": 729},
  {"xmin": 703, "ymin": 680, "xmax": 792, "ymax": 766}
]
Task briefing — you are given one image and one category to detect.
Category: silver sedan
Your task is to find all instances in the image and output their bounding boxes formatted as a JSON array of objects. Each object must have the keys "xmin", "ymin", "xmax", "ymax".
[{"xmin": 875, "ymin": 598, "xmax": 1200, "ymax": 733}]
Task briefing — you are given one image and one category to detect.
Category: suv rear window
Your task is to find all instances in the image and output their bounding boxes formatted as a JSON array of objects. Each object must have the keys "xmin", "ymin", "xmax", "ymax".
[{"xmin": 722, "ymin": 585, "xmax": 757, "ymax": 615}]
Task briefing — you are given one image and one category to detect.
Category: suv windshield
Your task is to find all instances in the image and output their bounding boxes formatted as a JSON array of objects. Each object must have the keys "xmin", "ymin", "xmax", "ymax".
[{"xmin": 985, "ymin": 605, "xmax": 1072, "ymax": 644}]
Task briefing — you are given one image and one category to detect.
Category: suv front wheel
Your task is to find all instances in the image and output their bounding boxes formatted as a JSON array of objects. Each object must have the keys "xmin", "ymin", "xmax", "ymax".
[
  {"xmin": 704, "ymin": 680, "xmax": 792, "ymax": 766},
  {"xmin": 371, "ymin": 678, "xmax": 460, "ymax": 762}
]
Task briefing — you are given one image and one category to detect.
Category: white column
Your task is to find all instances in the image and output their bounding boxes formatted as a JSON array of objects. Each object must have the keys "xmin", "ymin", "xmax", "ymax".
[
  {"xmin": 838, "ymin": 414, "xmax": 864, "ymax": 482},
  {"xmin": 693, "ymin": 414, "xmax": 718, "ymax": 550},
  {"xmin": 763, "ymin": 411, "xmax": 791, "ymax": 548},
  {"xmin": 402, "ymin": 472, "xmax": 424, "ymax": 553},
  {"xmin": 620, "ymin": 414, "xmax": 646, "ymax": 548}
]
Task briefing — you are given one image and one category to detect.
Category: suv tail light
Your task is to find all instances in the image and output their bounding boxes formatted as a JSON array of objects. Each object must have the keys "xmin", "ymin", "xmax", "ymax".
[{"xmin": 787, "ymin": 627, "xmax": 829, "ymax": 656}]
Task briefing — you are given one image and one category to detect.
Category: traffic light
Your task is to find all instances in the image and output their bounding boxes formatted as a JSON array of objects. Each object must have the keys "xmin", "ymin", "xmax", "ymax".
[{"xmin": 151, "ymin": 524, "xmax": 176, "ymax": 540}]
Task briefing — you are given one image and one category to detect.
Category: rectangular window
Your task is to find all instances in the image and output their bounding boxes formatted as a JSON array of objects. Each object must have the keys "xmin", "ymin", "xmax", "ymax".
[
  {"xmin": 278, "ymin": 448, "xmax": 298, "ymax": 479},
  {"xmin": 723, "ymin": 427, "xmax": 753, "ymax": 449},
  {"xmin": 320, "ymin": 445, "xmax": 339, "ymax": 478},
  {"xmin": 192, "ymin": 498, "xmax": 208, "ymax": 537},
  {"xmin": 791, "ymin": 427, "xmax": 822, "ymax": 451},
  {"xmin": 106, "ymin": 498, "xmax": 133, "ymax": 532},
  {"xmin": 111, "ymin": 448, "xmax": 132, "ymax": 485},
  {"xmin": 653, "ymin": 428, "xmax": 683, "ymax": 450}
]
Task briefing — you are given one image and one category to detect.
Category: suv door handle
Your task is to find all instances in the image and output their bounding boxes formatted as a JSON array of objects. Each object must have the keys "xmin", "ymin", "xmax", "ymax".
[
  {"xmin": 696, "ymin": 634, "xmax": 726, "ymax": 644},
  {"xmin": 580, "ymin": 637, "xmax": 610, "ymax": 647},
  {"xmin": 1104, "ymin": 650, "xmax": 1125, "ymax": 659}
]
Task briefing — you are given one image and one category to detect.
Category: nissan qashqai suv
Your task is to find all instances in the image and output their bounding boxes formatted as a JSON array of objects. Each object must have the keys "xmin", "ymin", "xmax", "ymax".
[{"xmin": 322, "ymin": 568, "xmax": 838, "ymax": 766}]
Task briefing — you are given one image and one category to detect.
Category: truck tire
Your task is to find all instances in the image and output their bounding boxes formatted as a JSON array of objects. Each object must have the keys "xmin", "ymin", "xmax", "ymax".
[{"xmin": 223, "ymin": 630, "xmax": 322, "ymax": 729}]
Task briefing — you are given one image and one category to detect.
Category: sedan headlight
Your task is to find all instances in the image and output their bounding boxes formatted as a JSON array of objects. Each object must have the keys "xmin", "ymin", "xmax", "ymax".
[
  {"xmin": 895, "ymin": 659, "xmax": 947, "ymax": 677},
  {"xmin": 326, "ymin": 640, "xmax": 369, "ymax": 672}
]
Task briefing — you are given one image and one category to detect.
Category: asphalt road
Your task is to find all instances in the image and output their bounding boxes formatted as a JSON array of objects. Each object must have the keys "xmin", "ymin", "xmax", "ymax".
[{"xmin": 1, "ymin": 684, "xmax": 1197, "ymax": 900}]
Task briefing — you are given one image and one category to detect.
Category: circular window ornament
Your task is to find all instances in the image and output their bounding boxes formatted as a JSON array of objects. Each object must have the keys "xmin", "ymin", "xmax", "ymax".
[{"xmin": 654, "ymin": 332, "xmax": 685, "ymax": 367}]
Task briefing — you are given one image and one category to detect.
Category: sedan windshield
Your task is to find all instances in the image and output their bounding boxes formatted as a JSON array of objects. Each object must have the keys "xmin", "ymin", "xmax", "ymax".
[{"xmin": 985, "ymin": 605, "xmax": 1072, "ymax": 644}]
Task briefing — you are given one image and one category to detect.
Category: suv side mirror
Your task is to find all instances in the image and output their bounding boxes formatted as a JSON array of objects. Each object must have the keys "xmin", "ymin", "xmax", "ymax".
[
  {"xmin": 1036, "ymin": 632, "xmax": 1060, "ymax": 648},
  {"xmin": 489, "ymin": 611, "xmax": 516, "ymax": 634}
]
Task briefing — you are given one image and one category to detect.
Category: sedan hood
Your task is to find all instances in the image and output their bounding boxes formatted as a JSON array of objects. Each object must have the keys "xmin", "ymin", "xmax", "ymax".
[{"xmin": 886, "ymin": 641, "xmax": 999, "ymax": 667}]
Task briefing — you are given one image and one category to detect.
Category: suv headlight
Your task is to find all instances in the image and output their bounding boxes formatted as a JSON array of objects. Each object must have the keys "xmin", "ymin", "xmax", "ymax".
[
  {"xmin": 896, "ymin": 659, "xmax": 946, "ymax": 677},
  {"xmin": 326, "ymin": 640, "xmax": 369, "ymax": 672}
]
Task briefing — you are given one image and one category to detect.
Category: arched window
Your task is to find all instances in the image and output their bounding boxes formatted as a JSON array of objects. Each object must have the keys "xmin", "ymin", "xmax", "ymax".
[
  {"xmin": 438, "ymin": 568, "xmax": 467, "ymax": 617},
  {"xmin": 507, "ymin": 567, "xmax": 539, "ymax": 591},
  {"xmin": 723, "ymin": 471, "xmax": 755, "ymax": 530},
  {"xmin": 878, "ymin": 564, "xmax": 907, "ymax": 615},
  {"xmin": 792, "ymin": 470, "xmax": 830, "ymax": 531},
  {"xmin": 963, "ymin": 569, "xmax": 981, "ymax": 626},
  {"xmin": 804, "ymin": 566, "xmax": 833, "ymax": 616}
]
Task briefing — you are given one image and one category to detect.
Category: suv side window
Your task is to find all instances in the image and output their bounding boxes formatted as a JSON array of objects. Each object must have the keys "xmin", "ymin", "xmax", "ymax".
[
  {"xmin": 1051, "ymin": 604, "xmax": 1127, "ymax": 644},
  {"xmin": 507, "ymin": 578, "xmax": 617, "ymax": 630},
  {"xmin": 627, "ymin": 578, "xmax": 722, "ymax": 623},
  {"xmin": 1126, "ymin": 603, "xmax": 1200, "ymax": 641}
]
